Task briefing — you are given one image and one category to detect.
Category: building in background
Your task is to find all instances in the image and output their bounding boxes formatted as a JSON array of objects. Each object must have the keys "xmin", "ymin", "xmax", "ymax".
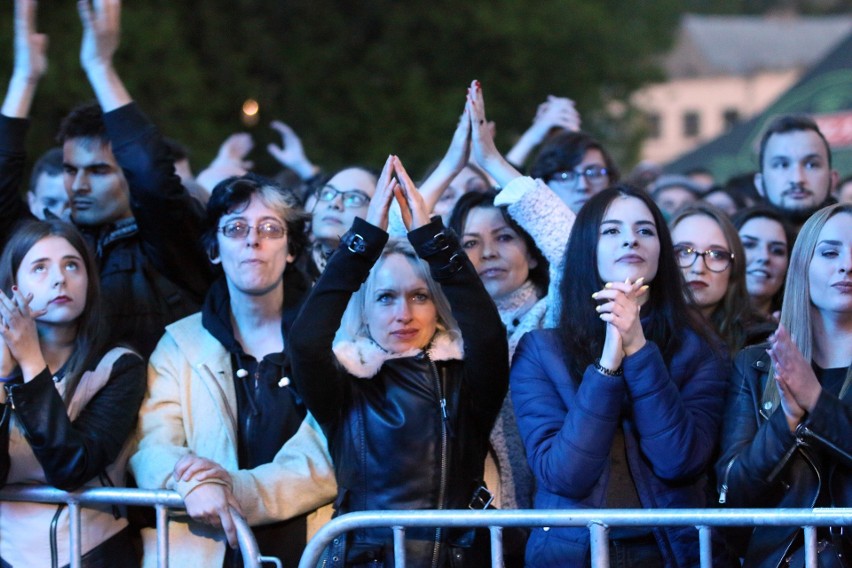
[{"xmin": 634, "ymin": 14, "xmax": 852, "ymax": 166}]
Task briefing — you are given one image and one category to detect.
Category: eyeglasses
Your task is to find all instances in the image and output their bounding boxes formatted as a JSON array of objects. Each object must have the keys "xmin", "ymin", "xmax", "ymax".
[
  {"xmin": 316, "ymin": 185, "xmax": 371, "ymax": 208},
  {"xmin": 548, "ymin": 166, "xmax": 609, "ymax": 188},
  {"xmin": 219, "ymin": 220, "xmax": 287, "ymax": 239},
  {"xmin": 673, "ymin": 245, "xmax": 734, "ymax": 273}
]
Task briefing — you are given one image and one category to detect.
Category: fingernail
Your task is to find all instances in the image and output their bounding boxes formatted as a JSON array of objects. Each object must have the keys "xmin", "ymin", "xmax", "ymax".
[
  {"xmin": 636, "ymin": 277, "xmax": 645, "ymax": 285},
  {"xmin": 624, "ymin": 277, "xmax": 631, "ymax": 284},
  {"xmin": 591, "ymin": 292, "xmax": 598, "ymax": 299},
  {"xmin": 639, "ymin": 285, "xmax": 649, "ymax": 292},
  {"xmin": 595, "ymin": 305, "xmax": 602, "ymax": 312},
  {"xmin": 605, "ymin": 282, "xmax": 613, "ymax": 289}
]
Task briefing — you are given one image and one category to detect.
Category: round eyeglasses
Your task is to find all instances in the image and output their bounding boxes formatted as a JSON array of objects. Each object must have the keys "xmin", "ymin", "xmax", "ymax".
[
  {"xmin": 316, "ymin": 185, "xmax": 371, "ymax": 209},
  {"xmin": 218, "ymin": 220, "xmax": 287, "ymax": 239},
  {"xmin": 674, "ymin": 245, "xmax": 733, "ymax": 273},
  {"xmin": 548, "ymin": 166, "xmax": 609, "ymax": 189}
]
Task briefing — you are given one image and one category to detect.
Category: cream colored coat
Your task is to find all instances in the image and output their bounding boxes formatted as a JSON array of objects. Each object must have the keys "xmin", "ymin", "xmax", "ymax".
[{"xmin": 129, "ymin": 312, "xmax": 336, "ymax": 567}]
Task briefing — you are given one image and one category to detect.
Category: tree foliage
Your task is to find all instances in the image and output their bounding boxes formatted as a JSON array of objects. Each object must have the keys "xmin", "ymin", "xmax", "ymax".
[{"xmin": 0, "ymin": 1, "xmax": 685, "ymax": 177}]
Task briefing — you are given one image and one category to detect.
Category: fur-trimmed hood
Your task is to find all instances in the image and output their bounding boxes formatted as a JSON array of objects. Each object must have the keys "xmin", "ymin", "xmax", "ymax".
[{"xmin": 332, "ymin": 330, "xmax": 464, "ymax": 379}]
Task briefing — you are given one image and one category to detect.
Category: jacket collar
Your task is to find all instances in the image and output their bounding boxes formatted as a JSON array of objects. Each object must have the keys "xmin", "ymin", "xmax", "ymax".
[{"xmin": 332, "ymin": 330, "xmax": 464, "ymax": 379}]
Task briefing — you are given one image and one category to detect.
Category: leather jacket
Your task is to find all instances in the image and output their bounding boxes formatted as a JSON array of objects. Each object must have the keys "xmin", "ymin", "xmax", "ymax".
[
  {"xmin": 290, "ymin": 217, "xmax": 509, "ymax": 567},
  {"xmin": 716, "ymin": 345, "xmax": 852, "ymax": 568}
]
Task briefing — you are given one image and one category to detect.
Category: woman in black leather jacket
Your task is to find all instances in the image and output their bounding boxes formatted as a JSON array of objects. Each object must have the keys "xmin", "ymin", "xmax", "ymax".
[
  {"xmin": 0, "ymin": 219, "xmax": 145, "ymax": 568},
  {"xmin": 716, "ymin": 202, "xmax": 852, "ymax": 568},
  {"xmin": 289, "ymin": 154, "xmax": 509, "ymax": 567}
]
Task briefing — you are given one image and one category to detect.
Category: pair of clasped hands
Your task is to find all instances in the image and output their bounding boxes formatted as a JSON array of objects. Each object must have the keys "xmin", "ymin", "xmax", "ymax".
[
  {"xmin": 592, "ymin": 277, "xmax": 649, "ymax": 375},
  {"xmin": 366, "ymin": 155, "xmax": 432, "ymax": 232},
  {"xmin": 0, "ymin": 287, "xmax": 49, "ymax": 385}
]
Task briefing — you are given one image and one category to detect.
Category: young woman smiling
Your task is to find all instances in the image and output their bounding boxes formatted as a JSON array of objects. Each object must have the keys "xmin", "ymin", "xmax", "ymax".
[
  {"xmin": 732, "ymin": 206, "xmax": 794, "ymax": 319},
  {"xmin": 0, "ymin": 219, "xmax": 145, "ymax": 568}
]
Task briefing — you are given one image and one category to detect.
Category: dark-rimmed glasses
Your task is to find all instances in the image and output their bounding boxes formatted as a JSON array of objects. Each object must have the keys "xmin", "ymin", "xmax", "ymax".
[
  {"xmin": 548, "ymin": 166, "xmax": 609, "ymax": 189},
  {"xmin": 674, "ymin": 245, "xmax": 733, "ymax": 273},
  {"xmin": 219, "ymin": 220, "xmax": 287, "ymax": 239},
  {"xmin": 316, "ymin": 185, "xmax": 371, "ymax": 208}
]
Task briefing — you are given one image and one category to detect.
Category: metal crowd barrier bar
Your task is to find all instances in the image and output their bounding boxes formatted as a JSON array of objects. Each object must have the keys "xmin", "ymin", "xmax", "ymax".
[
  {"xmin": 0, "ymin": 485, "xmax": 278, "ymax": 568},
  {"xmin": 298, "ymin": 507, "xmax": 852, "ymax": 568}
]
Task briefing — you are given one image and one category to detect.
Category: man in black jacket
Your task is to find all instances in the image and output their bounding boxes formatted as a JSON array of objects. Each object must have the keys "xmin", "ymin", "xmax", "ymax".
[{"xmin": 0, "ymin": 0, "xmax": 213, "ymax": 357}]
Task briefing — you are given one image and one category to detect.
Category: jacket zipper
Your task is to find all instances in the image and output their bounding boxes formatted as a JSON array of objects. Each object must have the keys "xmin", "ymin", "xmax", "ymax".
[
  {"xmin": 718, "ymin": 456, "xmax": 737, "ymax": 504},
  {"xmin": 429, "ymin": 358, "xmax": 448, "ymax": 568}
]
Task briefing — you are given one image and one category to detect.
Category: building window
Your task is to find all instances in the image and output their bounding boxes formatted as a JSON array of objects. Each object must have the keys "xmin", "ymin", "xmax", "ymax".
[
  {"xmin": 683, "ymin": 111, "xmax": 700, "ymax": 137},
  {"xmin": 645, "ymin": 113, "xmax": 661, "ymax": 139},
  {"xmin": 723, "ymin": 109, "xmax": 740, "ymax": 131}
]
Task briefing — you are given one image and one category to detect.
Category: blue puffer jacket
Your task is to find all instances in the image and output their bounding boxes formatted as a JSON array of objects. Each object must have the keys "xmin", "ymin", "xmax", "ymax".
[{"xmin": 511, "ymin": 327, "xmax": 729, "ymax": 568}]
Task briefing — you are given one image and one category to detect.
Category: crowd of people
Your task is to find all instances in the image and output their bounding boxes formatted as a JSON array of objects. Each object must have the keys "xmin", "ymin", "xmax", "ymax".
[{"xmin": 0, "ymin": 1, "xmax": 849, "ymax": 567}]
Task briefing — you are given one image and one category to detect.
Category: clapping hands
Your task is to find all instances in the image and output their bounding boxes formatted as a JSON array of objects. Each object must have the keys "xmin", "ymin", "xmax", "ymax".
[
  {"xmin": 768, "ymin": 323, "xmax": 822, "ymax": 431},
  {"xmin": 592, "ymin": 277, "xmax": 649, "ymax": 371},
  {"xmin": 366, "ymin": 155, "xmax": 430, "ymax": 232}
]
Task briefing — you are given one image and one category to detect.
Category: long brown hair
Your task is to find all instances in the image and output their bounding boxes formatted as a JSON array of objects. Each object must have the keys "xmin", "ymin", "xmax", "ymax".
[
  {"xmin": 670, "ymin": 202, "xmax": 756, "ymax": 353},
  {"xmin": 762, "ymin": 203, "xmax": 852, "ymax": 411},
  {"xmin": 0, "ymin": 220, "xmax": 108, "ymax": 402}
]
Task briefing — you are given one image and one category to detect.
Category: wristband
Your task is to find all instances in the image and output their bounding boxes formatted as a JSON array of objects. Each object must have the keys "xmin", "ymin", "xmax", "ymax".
[{"xmin": 594, "ymin": 359, "xmax": 623, "ymax": 377}]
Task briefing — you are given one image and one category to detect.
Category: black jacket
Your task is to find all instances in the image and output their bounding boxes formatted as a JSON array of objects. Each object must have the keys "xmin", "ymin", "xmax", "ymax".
[
  {"xmin": 289, "ymin": 217, "xmax": 509, "ymax": 567},
  {"xmin": 716, "ymin": 345, "xmax": 852, "ymax": 568}
]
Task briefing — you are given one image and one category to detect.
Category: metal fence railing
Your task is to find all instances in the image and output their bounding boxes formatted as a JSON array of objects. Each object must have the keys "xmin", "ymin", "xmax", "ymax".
[
  {"xmin": 0, "ymin": 484, "xmax": 278, "ymax": 568},
  {"xmin": 298, "ymin": 507, "xmax": 852, "ymax": 568}
]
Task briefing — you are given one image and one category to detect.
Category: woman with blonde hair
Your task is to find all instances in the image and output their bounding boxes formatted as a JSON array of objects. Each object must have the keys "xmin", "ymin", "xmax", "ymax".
[{"xmin": 716, "ymin": 202, "xmax": 851, "ymax": 568}]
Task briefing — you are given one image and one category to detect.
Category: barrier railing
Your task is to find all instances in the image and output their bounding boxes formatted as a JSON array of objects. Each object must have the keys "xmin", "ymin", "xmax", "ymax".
[
  {"xmin": 0, "ymin": 484, "xmax": 279, "ymax": 568},
  {"xmin": 298, "ymin": 507, "xmax": 852, "ymax": 568}
]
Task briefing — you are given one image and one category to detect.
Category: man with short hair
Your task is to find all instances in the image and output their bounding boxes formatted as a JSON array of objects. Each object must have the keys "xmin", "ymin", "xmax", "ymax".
[
  {"xmin": 26, "ymin": 147, "xmax": 70, "ymax": 220},
  {"xmin": 753, "ymin": 115, "xmax": 838, "ymax": 228}
]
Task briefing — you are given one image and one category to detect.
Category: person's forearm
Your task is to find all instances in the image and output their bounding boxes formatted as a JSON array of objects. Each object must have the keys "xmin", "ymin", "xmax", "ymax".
[
  {"xmin": 505, "ymin": 126, "xmax": 546, "ymax": 168},
  {"xmin": 1, "ymin": 73, "xmax": 38, "ymax": 118},
  {"xmin": 84, "ymin": 64, "xmax": 131, "ymax": 112}
]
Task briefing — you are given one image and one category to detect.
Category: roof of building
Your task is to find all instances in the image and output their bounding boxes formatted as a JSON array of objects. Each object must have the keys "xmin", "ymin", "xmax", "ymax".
[{"xmin": 664, "ymin": 14, "xmax": 852, "ymax": 78}]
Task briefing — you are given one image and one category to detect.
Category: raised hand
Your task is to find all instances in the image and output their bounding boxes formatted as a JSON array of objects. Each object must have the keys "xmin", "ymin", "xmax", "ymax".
[
  {"xmin": 2, "ymin": 0, "xmax": 48, "ymax": 118},
  {"xmin": 768, "ymin": 323, "xmax": 821, "ymax": 429},
  {"xmin": 593, "ymin": 277, "xmax": 649, "ymax": 358},
  {"xmin": 13, "ymin": 0, "xmax": 47, "ymax": 82},
  {"xmin": 364, "ymin": 155, "xmax": 398, "ymax": 231},
  {"xmin": 267, "ymin": 121, "xmax": 318, "ymax": 180},
  {"xmin": 533, "ymin": 96, "xmax": 580, "ymax": 135},
  {"xmin": 392, "ymin": 157, "xmax": 431, "ymax": 231},
  {"xmin": 0, "ymin": 287, "xmax": 47, "ymax": 381},
  {"xmin": 465, "ymin": 80, "xmax": 521, "ymax": 187},
  {"xmin": 78, "ymin": 0, "xmax": 119, "ymax": 73}
]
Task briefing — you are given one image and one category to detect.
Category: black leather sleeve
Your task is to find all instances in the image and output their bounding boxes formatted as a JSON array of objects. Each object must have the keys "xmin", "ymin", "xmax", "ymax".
[
  {"xmin": 408, "ymin": 218, "xmax": 509, "ymax": 431},
  {"xmin": 6, "ymin": 353, "xmax": 146, "ymax": 490},
  {"xmin": 289, "ymin": 217, "xmax": 389, "ymax": 428}
]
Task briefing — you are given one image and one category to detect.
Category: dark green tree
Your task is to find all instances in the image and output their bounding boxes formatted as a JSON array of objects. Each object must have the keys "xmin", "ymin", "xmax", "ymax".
[{"xmin": 0, "ymin": 1, "xmax": 684, "ymax": 179}]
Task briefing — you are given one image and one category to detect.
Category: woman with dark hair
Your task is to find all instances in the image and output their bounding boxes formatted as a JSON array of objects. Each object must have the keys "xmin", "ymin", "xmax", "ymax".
[
  {"xmin": 716, "ymin": 202, "xmax": 851, "ymax": 568},
  {"xmin": 529, "ymin": 130, "xmax": 619, "ymax": 214},
  {"xmin": 670, "ymin": 202, "xmax": 771, "ymax": 353},
  {"xmin": 0, "ymin": 219, "xmax": 145, "ymax": 567},
  {"xmin": 131, "ymin": 173, "xmax": 336, "ymax": 567},
  {"xmin": 305, "ymin": 166, "xmax": 378, "ymax": 279},
  {"xmin": 731, "ymin": 206, "xmax": 794, "ymax": 319},
  {"xmin": 511, "ymin": 185, "xmax": 730, "ymax": 567},
  {"xmin": 289, "ymin": 152, "xmax": 508, "ymax": 567}
]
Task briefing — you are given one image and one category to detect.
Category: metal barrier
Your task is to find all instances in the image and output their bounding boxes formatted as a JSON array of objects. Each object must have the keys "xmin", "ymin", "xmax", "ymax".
[
  {"xmin": 0, "ymin": 484, "xmax": 280, "ymax": 568},
  {"xmin": 298, "ymin": 507, "xmax": 852, "ymax": 568}
]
